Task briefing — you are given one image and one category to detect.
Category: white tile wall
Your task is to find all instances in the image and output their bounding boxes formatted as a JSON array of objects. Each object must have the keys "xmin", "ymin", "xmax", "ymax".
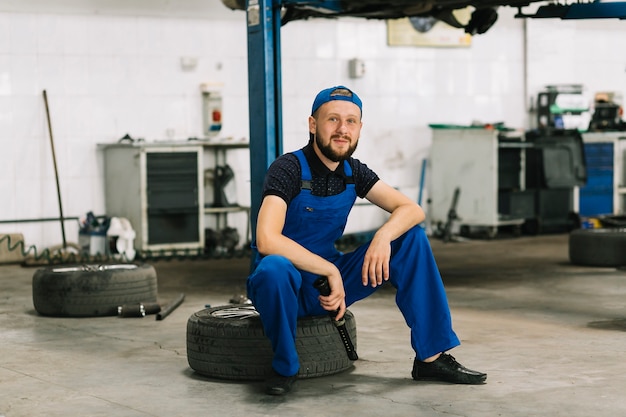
[
  {"xmin": 0, "ymin": 13, "xmax": 10, "ymax": 54},
  {"xmin": 0, "ymin": 5, "xmax": 625, "ymax": 250}
]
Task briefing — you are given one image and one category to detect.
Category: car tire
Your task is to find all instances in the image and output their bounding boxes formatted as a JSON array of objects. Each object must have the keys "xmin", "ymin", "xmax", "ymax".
[
  {"xmin": 32, "ymin": 263, "xmax": 158, "ymax": 317},
  {"xmin": 186, "ymin": 304, "xmax": 357, "ymax": 380},
  {"xmin": 569, "ymin": 228, "xmax": 626, "ymax": 267},
  {"xmin": 598, "ymin": 214, "xmax": 626, "ymax": 228}
]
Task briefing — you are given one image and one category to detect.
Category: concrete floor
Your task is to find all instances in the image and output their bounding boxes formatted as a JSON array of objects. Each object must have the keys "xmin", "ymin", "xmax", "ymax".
[{"xmin": 1, "ymin": 233, "xmax": 626, "ymax": 417}]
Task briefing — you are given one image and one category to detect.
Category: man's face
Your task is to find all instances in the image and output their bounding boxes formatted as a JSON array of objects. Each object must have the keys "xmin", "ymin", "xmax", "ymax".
[{"xmin": 309, "ymin": 100, "xmax": 362, "ymax": 163}]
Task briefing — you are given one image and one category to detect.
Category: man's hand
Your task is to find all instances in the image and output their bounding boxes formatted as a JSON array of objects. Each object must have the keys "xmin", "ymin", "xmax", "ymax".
[
  {"xmin": 317, "ymin": 270, "xmax": 346, "ymax": 320},
  {"xmin": 361, "ymin": 180, "xmax": 426, "ymax": 288},
  {"xmin": 361, "ymin": 233, "xmax": 391, "ymax": 287}
]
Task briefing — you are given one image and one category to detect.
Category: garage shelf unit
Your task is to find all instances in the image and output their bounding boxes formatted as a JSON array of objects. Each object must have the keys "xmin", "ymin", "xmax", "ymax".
[
  {"xmin": 101, "ymin": 143, "xmax": 205, "ymax": 254},
  {"xmin": 100, "ymin": 141, "xmax": 250, "ymax": 256},
  {"xmin": 202, "ymin": 142, "xmax": 251, "ymax": 240}
]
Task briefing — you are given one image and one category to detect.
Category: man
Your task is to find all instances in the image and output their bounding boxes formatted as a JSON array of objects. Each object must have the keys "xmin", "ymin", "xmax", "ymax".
[{"xmin": 247, "ymin": 85, "xmax": 486, "ymax": 395}]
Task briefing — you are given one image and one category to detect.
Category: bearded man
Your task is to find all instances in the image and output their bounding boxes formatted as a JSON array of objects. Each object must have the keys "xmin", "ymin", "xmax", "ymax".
[{"xmin": 247, "ymin": 86, "xmax": 486, "ymax": 395}]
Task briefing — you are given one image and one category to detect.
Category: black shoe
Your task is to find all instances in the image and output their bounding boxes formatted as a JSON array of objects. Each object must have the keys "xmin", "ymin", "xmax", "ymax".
[
  {"xmin": 412, "ymin": 353, "xmax": 487, "ymax": 385},
  {"xmin": 265, "ymin": 371, "xmax": 297, "ymax": 395}
]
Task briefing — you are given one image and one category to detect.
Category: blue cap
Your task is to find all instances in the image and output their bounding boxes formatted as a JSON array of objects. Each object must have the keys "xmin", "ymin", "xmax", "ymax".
[{"xmin": 311, "ymin": 86, "xmax": 362, "ymax": 116}]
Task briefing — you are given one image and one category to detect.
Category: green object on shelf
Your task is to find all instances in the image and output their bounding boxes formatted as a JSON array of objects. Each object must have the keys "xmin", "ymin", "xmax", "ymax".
[
  {"xmin": 429, "ymin": 123, "xmax": 512, "ymax": 131},
  {"xmin": 549, "ymin": 104, "xmax": 589, "ymax": 114},
  {"xmin": 428, "ymin": 124, "xmax": 483, "ymax": 129}
]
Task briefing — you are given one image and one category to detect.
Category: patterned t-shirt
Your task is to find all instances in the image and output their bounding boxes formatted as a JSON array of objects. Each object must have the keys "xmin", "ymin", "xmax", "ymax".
[{"xmin": 262, "ymin": 142, "xmax": 379, "ymax": 207}]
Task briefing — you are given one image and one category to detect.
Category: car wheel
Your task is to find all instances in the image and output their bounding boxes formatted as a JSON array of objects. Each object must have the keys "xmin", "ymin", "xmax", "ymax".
[
  {"xmin": 32, "ymin": 263, "xmax": 158, "ymax": 317},
  {"xmin": 569, "ymin": 228, "xmax": 626, "ymax": 267},
  {"xmin": 598, "ymin": 214, "xmax": 626, "ymax": 228},
  {"xmin": 186, "ymin": 304, "xmax": 356, "ymax": 380}
]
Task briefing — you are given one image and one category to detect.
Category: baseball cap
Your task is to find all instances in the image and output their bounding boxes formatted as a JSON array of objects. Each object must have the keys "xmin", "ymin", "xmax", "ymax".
[{"xmin": 311, "ymin": 86, "xmax": 362, "ymax": 116}]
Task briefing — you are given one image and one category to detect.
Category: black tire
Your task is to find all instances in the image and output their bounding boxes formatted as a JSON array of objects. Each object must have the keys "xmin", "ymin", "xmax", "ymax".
[
  {"xmin": 187, "ymin": 304, "xmax": 356, "ymax": 381},
  {"xmin": 569, "ymin": 228, "xmax": 626, "ymax": 267},
  {"xmin": 598, "ymin": 214, "xmax": 626, "ymax": 228},
  {"xmin": 32, "ymin": 263, "xmax": 158, "ymax": 317}
]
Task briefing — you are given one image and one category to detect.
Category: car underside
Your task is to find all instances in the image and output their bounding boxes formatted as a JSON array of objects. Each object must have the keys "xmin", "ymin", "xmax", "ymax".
[{"xmin": 221, "ymin": 0, "xmax": 547, "ymax": 34}]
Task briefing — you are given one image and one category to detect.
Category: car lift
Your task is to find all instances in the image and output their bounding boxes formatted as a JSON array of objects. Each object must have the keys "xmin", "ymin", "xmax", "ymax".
[
  {"xmin": 243, "ymin": 0, "xmax": 626, "ymax": 240},
  {"xmin": 246, "ymin": 0, "xmax": 283, "ymax": 238}
]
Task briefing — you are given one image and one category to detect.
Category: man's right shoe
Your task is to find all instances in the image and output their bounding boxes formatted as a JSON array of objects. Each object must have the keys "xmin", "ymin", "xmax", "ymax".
[
  {"xmin": 265, "ymin": 371, "xmax": 298, "ymax": 395},
  {"xmin": 412, "ymin": 353, "xmax": 487, "ymax": 385}
]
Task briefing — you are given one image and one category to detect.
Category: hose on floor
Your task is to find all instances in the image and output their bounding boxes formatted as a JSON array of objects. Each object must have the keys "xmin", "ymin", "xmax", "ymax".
[{"xmin": 0, "ymin": 234, "xmax": 251, "ymax": 266}]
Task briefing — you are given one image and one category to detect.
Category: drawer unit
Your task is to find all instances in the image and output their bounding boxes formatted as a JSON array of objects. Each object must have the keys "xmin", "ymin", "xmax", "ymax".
[
  {"xmin": 577, "ymin": 132, "xmax": 626, "ymax": 216},
  {"xmin": 103, "ymin": 145, "xmax": 204, "ymax": 253},
  {"xmin": 579, "ymin": 142, "xmax": 614, "ymax": 216},
  {"xmin": 146, "ymin": 152, "xmax": 200, "ymax": 246}
]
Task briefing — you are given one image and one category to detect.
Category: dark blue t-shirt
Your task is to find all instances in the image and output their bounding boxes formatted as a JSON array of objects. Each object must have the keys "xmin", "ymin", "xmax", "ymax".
[{"xmin": 262, "ymin": 142, "xmax": 379, "ymax": 206}]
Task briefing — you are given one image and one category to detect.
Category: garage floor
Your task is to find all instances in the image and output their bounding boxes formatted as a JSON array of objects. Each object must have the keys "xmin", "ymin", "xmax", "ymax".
[{"xmin": 1, "ymin": 233, "xmax": 626, "ymax": 417}]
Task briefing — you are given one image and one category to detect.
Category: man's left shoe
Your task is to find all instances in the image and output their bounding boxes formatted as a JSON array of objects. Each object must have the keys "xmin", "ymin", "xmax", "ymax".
[
  {"xmin": 265, "ymin": 371, "xmax": 298, "ymax": 395},
  {"xmin": 412, "ymin": 353, "xmax": 487, "ymax": 385}
]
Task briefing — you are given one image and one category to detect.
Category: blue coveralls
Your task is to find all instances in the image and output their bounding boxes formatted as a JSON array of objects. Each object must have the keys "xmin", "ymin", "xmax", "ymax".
[{"xmin": 247, "ymin": 150, "xmax": 460, "ymax": 377}]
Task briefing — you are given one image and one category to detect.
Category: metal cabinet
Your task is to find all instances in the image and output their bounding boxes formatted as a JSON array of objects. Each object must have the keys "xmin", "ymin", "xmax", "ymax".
[
  {"xmin": 429, "ymin": 127, "xmax": 528, "ymax": 237},
  {"xmin": 102, "ymin": 144, "xmax": 204, "ymax": 253},
  {"xmin": 577, "ymin": 132, "xmax": 626, "ymax": 216},
  {"xmin": 430, "ymin": 127, "xmax": 601, "ymax": 237}
]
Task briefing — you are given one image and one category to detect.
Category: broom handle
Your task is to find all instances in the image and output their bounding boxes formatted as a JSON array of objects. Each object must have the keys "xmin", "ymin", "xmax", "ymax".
[{"xmin": 43, "ymin": 90, "xmax": 67, "ymax": 249}]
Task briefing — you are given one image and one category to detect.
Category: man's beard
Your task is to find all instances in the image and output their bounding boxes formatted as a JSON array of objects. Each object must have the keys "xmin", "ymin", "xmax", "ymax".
[{"xmin": 315, "ymin": 134, "xmax": 359, "ymax": 162}]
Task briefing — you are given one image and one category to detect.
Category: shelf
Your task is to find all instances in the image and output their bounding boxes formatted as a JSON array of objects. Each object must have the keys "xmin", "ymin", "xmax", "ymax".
[
  {"xmin": 98, "ymin": 140, "xmax": 249, "ymax": 151},
  {"xmin": 204, "ymin": 205, "xmax": 251, "ymax": 244},
  {"xmin": 199, "ymin": 142, "xmax": 249, "ymax": 150},
  {"xmin": 204, "ymin": 206, "xmax": 249, "ymax": 214}
]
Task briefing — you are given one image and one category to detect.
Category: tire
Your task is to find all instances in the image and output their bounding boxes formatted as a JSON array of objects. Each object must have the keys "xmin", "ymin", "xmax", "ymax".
[
  {"xmin": 569, "ymin": 228, "xmax": 626, "ymax": 267},
  {"xmin": 32, "ymin": 263, "xmax": 158, "ymax": 317},
  {"xmin": 186, "ymin": 304, "xmax": 356, "ymax": 381},
  {"xmin": 598, "ymin": 214, "xmax": 626, "ymax": 228}
]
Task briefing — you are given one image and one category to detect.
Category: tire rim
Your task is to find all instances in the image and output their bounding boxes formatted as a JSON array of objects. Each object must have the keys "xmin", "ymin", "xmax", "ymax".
[
  {"xmin": 50, "ymin": 264, "xmax": 139, "ymax": 273},
  {"xmin": 210, "ymin": 305, "xmax": 259, "ymax": 319},
  {"xmin": 583, "ymin": 228, "xmax": 626, "ymax": 234}
]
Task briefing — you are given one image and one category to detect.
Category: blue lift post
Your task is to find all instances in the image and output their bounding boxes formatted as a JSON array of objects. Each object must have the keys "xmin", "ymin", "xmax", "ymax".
[{"xmin": 246, "ymin": 0, "xmax": 283, "ymax": 242}]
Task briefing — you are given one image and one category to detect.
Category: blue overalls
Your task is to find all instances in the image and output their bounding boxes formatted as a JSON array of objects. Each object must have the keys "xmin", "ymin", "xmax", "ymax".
[{"xmin": 247, "ymin": 150, "xmax": 460, "ymax": 377}]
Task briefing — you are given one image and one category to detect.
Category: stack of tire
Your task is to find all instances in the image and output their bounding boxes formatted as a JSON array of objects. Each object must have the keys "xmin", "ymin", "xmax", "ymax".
[
  {"xmin": 32, "ymin": 264, "xmax": 158, "ymax": 317},
  {"xmin": 569, "ymin": 215, "xmax": 626, "ymax": 267},
  {"xmin": 186, "ymin": 304, "xmax": 357, "ymax": 380}
]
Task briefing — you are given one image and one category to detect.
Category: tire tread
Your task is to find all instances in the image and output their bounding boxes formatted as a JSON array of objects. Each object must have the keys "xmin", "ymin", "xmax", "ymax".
[{"xmin": 186, "ymin": 305, "xmax": 356, "ymax": 380}]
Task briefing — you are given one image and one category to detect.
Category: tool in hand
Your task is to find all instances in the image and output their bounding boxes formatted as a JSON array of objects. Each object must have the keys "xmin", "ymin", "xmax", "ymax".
[{"xmin": 313, "ymin": 276, "xmax": 358, "ymax": 360}]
